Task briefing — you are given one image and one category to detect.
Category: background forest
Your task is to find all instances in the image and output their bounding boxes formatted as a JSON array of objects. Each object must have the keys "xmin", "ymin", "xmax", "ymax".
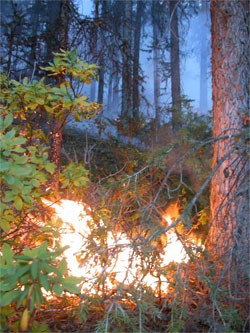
[{"xmin": 0, "ymin": 0, "xmax": 249, "ymax": 332}]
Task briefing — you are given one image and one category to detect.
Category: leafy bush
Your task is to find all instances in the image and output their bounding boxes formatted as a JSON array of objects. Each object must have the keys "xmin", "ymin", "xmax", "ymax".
[{"xmin": 0, "ymin": 50, "xmax": 98, "ymax": 331}]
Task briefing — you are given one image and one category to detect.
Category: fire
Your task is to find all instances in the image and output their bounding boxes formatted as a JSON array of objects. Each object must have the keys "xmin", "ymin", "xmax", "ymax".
[{"xmin": 42, "ymin": 199, "xmax": 188, "ymax": 294}]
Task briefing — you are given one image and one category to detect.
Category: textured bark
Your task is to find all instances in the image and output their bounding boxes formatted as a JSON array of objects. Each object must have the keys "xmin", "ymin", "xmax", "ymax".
[
  {"xmin": 199, "ymin": 1, "xmax": 209, "ymax": 114},
  {"xmin": 152, "ymin": 1, "xmax": 161, "ymax": 133},
  {"xmin": 45, "ymin": 1, "xmax": 61, "ymax": 66},
  {"xmin": 132, "ymin": 0, "xmax": 143, "ymax": 120},
  {"xmin": 169, "ymin": 0, "xmax": 181, "ymax": 130},
  {"xmin": 90, "ymin": 1, "xmax": 99, "ymax": 103},
  {"xmin": 28, "ymin": 0, "xmax": 41, "ymax": 77},
  {"xmin": 97, "ymin": 0, "xmax": 106, "ymax": 108},
  {"xmin": 121, "ymin": 0, "xmax": 132, "ymax": 121},
  {"xmin": 97, "ymin": 61, "xmax": 104, "ymax": 106},
  {"xmin": 49, "ymin": 0, "xmax": 69, "ymax": 190},
  {"xmin": 208, "ymin": 0, "xmax": 249, "ymax": 263}
]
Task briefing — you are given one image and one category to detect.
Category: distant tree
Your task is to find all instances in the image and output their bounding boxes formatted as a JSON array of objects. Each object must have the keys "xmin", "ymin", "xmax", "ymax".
[
  {"xmin": 0, "ymin": 0, "xmax": 29, "ymax": 77},
  {"xmin": 27, "ymin": 0, "xmax": 42, "ymax": 77},
  {"xmin": 169, "ymin": 0, "xmax": 181, "ymax": 130},
  {"xmin": 152, "ymin": 0, "xmax": 161, "ymax": 134},
  {"xmin": 132, "ymin": 0, "xmax": 143, "ymax": 120},
  {"xmin": 121, "ymin": 0, "xmax": 132, "ymax": 123},
  {"xmin": 48, "ymin": 0, "xmax": 70, "ymax": 188},
  {"xmin": 199, "ymin": 0, "xmax": 209, "ymax": 114},
  {"xmin": 97, "ymin": 0, "xmax": 108, "ymax": 109}
]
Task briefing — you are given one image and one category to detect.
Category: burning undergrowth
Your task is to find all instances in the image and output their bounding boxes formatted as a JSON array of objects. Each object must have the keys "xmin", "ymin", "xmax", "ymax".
[{"xmin": 40, "ymin": 198, "xmax": 203, "ymax": 297}]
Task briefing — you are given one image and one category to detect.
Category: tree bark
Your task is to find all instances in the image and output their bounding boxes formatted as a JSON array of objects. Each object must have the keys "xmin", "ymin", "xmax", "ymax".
[
  {"xmin": 199, "ymin": 1, "xmax": 209, "ymax": 114},
  {"xmin": 97, "ymin": 1, "xmax": 107, "ymax": 113},
  {"xmin": 208, "ymin": 0, "xmax": 249, "ymax": 269},
  {"xmin": 132, "ymin": 0, "xmax": 143, "ymax": 120},
  {"xmin": 45, "ymin": 0, "xmax": 61, "ymax": 66},
  {"xmin": 49, "ymin": 0, "xmax": 69, "ymax": 190},
  {"xmin": 152, "ymin": 1, "xmax": 161, "ymax": 137},
  {"xmin": 121, "ymin": 0, "xmax": 132, "ymax": 122},
  {"xmin": 28, "ymin": 0, "xmax": 41, "ymax": 78},
  {"xmin": 169, "ymin": 0, "xmax": 181, "ymax": 130}
]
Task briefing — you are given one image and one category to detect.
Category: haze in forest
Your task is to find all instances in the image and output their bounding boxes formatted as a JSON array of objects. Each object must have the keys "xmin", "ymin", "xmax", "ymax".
[
  {"xmin": 0, "ymin": 0, "xmax": 212, "ymax": 138},
  {"xmin": 75, "ymin": 0, "xmax": 212, "ymax": 135}
]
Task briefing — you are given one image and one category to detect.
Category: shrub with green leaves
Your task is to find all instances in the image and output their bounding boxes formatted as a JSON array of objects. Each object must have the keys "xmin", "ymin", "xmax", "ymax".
[
  {"xmin": 0, "ymin": 113, "xmax": 56, "ymax": 233},
  {"xmin": 0, "ymin": 50, "xmax": 99, "ymax": 126},
  {"xmin": 0, "ymin": 242, "xmax": 81, "ymax": 330},
  {"xmin": 0, "ymin": 242, "xmax": 81, "ymax": 309},
  {"xmin": 0, "ymin": 50, "xmax": 97, "ymax": 330}
]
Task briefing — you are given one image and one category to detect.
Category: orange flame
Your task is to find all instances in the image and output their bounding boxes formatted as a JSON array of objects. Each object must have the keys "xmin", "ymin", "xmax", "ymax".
[{"xmin": 42, "ymin": 199, "xmax": 188, "ymax": 294}]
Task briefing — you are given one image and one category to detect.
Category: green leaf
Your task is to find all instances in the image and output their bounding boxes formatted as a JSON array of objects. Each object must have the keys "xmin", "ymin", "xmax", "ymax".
[
  {"xmin": 38, "ymin": 274, "xmax": 50, "ymax": 291},
  {"xmin": 11, "ymin": 137, "xmax": 26, "ymax": 145},
  {"xmin": 75, "ymin": 96, "xmax": 87, "ymax": 104},
  {"xmin": 36, "ymin": 98, "xmax": 45, "ymax": 105},
  {"xmin": 0, "ymin": 289, "xmax": 22, "ymax": 306},
  {"xmin": 0, "ymin": 160, "xmax": 10, "ymax": 172},
  {"xmin": 3, "ymin": 114, "xmax": 13, "ymax": 130},
  {"xmin": 30, "ymin": 289, "xmax": 35, "ymax": 312},
  {"xmin": 74, "ymin": 112, "xmax": 81, "ymax": 122},
  {"xmin": 44, "ymin": 105, "xmax": 53, "ymax": 113},
  {"xmin": 4, "ymin": 265, "xmax": 30, "ymax": 285},
  {"xmin": 34, "ymin": 284, "xmax": 42, "ymax": 308},
  {"xmin": 4, "ymin": 129, "xmax": 16, "ymax": 141},
  {"xmin": 16, "ymin": 286, "xmax": 29, "ymax": 308},
  {"xmin": 31, "ymin": 261, "xmax": 38, "ymax": 280},
  {"xmin": 13, "ymin": 154, "xmax": 29, "ymax": 164},
  {"xmin": 22, "ymin": 195, "xmax": 33, "ymax": 204},
  {"xmin": 9, "ymin": 165, "xmax": 32, "ymax": 176},
  {"xmin": 30, "ymin": 155, "xmax": 42, "ymax": 164},
  {"xmin": 24, "ymin": 247, "xmax": 38, "ymax": 259},
  {"xmin": 62, "ymin": 276, "xmax": 82, "ymax": 285},
  {"xmin": 40, "ymin": 262, "xmax": 57, "ymax": 275},
  {"xmin": 20, "ymin": 273, "xmax": 30, "ymax": 285},
  {"xmin": 0, "ymin": 280, "xmax": 17, "ymax": 292},
  {"xmin": 52, "ymin": 284, "xmax": 64, "ymax": 296},
  {"xmin": 2, "ymin": 243, "xmax": 13, "ymax": 265},
  {"xmin": 13, "ymin": 196, "xmax": 23, "ymax": 210},
  {"xmin": 37, "ymin": 241, "xmax": 48, "ymax": 256},
  {"xmin": 57, "ymin": 258, "xmax": 67, "ymax": 276},
  {"xmin": 3, "ymin": 174, "xmax": 14, "ymax": 185},
  {"xmin": 61, "ymin": 282, "xmax": 80, "ymax": 294},
  {"xmin": 13, "ymin": 254, "xmax": 32, "ymax": 261},
  {"xmin": 44, "ymin": 163, "xmax": 56, "ymax": 173},
  {"xmin": 2, "ymin": 191, "xmax": 14, "ymax": 202},
  {"xmin": 0, "ymin": 266, "xmax": 16, "ymax": 278},
  {"xmin": 31, "ymin": 179, "xmax": 40, "ymax": 187},
  {"xmin": 0, "ymin": 219, "xmax": 10, "ymax": 232},
  {"xmin": 13, "ymin": 146, "xmax": 25, "ymax": 153}
]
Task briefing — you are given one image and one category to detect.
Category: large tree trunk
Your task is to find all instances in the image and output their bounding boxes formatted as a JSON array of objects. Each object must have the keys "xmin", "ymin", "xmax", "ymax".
[
  {"xmin": 169, "ymin": 0, "xmax": 181, "ymax": 130},
  {"xmin": 208, "ymin": 0, "xmax": 249, "ymax": 275}
]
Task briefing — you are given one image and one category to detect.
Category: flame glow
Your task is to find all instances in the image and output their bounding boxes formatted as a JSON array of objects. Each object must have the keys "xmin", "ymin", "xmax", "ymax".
[{"xmin": 42, "ymin": 199, "xmax": 188, "ymax": 293}]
